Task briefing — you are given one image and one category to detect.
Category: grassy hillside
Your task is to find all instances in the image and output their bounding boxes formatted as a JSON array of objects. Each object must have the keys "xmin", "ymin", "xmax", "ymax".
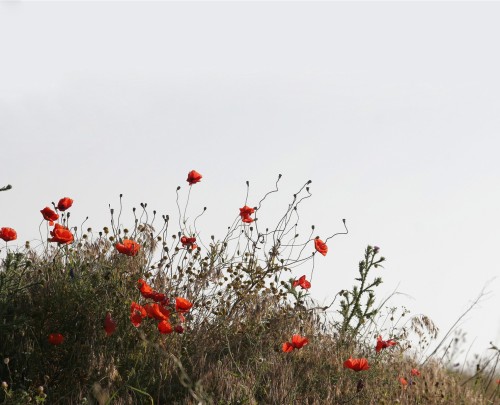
[{"xmin": 0, "ymin": 177, "xmax": 498, "ymax": 404}]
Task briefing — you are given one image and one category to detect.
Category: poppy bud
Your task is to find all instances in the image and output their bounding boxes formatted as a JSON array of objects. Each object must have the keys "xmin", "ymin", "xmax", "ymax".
[{"xmin": 1, "ymin": 381, "xmax": 7, "ymax": 390}]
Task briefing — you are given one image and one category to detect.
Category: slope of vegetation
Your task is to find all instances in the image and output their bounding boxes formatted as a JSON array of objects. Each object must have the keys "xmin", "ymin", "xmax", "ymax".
[{"xmin": 0, "ymin": 176, "xmax": 498, "ymax": 404}]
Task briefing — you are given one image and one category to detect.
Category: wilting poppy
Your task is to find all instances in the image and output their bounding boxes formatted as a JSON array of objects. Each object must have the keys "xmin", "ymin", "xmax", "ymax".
[
  {"xmin": 57, "ymin": 197, "xmax": 73, "ymax": 211},
  {"xmin": 314, "ymin": 238, "xmax": 328, "ymax": 256},
  {"xmin": 187, "ymin": 170, "xmax": 202, "ymax": 185},
  {"xmin": 158, "ymin": 320, "xmax": 173, "ymax": 334},
  {"xmin": 181, "ymin": 236, "xmax": 197, "ymax": 251},
  {"xmin": 49, "ymin": 224, "xmax": 74, "ymax": 245},
  {"xmin": 292, "ymin": 275, "xmax": 311, "ymax": 290},
  {"xmin": 48, "ymin": 333, "xmax": 64, "ymax": 345},
  {"xmin": 239, "ymin": 205, "xmax": 255, "ymax": 223},
  {"xmin": 115, "ymin": 239, "xmax": 140, "ymax": 256},
  {"xmin": 104, "ymin": 312, "xmax": 117, "ymax": 336},
  {"xmin": 40, "ymin": 207, "xmax": 59, "ymax": 226},
  {"xmin": 130, "ymin": 301, "xmax": 147, "ymax": 327},
  {"xmin": 282, "ymin": 334, "xmax": 309, "ymax": 352},
  {"xmin": 376, "ymin": 335, "xmax": 397, "ymax": 353},
  {"xmin": 174, "ymin": 325, "xmax": 184, "ymax": 334},
  {"xmin": 411, "ymin": 368, "xmax": 420, "ymax": 376},
  {"xmin": 0, "ymin": 227, "xmax": 17, "ymax": 242},
  {"xmin": 343, "ymin": 357, "xmax": 370, "ymax": 372}
]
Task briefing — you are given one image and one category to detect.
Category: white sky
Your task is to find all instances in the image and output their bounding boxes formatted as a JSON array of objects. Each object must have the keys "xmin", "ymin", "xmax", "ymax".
[{"xmin": 1, "ymin": 2, "xmax": 499, "ymax": 364}]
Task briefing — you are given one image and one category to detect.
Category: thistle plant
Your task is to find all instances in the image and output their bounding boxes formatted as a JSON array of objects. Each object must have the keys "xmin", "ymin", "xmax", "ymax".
[{"xmin": 338, "ymin": 245, "xmax": 385, "ymax": 339}]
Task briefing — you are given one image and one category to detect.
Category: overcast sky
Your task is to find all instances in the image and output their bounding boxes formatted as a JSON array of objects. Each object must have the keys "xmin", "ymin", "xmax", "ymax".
[{"xmin": 1, "ymin": 1, "xmax": 499, "ymax": 365}]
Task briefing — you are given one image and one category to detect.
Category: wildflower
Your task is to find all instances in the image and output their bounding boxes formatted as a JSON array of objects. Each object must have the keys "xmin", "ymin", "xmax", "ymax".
[
  {"xmin": 130, "ymin": 302, "xmax": 147, "ymax": 327},
  {"xmin": 49, "ymin": 224, "xmax": 74, "ymax": 245},
  {"xmin": 40, "ymin": 207, "xmax": 59, "ymax": 226},
  {"xmin": 375, "ymin": 335, "xmax": 397, "ymax": 353},
  {"xmin": 151, "ymin": 292, "xmax": 167, "ymax": 304},
  {"xmin": 187, "ymin": 170, "xmax": 203, "ymax": 185},
  {"xmin": 175, "ymin": 297, "xmax": 193, "ymax": 313},
  {"xmin": 411, "ymin": 368, "xmax": 421, "ymax": 377},
  {"xmin": 181, "ymin": 236, "xmax": 197, "ymax": 251},
  {"xmin": 48, "ymin": 333, "xmax": 64, "ymax": 345},
  {"xmin": 57, "ymin": 197, "xmax": 73, "ymax": 211},
  {"xmin": 144, "ymin": 303, "xmax": 170, "ymax": 321},
  {"xmin": 137, "ymin": 279, "xmax": 168, "ymax": 303},
  {"xmin": 137, "ymin": 279, "xmax": 155, "ymax": 299},
  {"xmin": 175, "ymin": 297, "xmax": 193, "ymax": 322},
  {"xmin": 158, "ymin": 320, "xmax": 173, "ymax": 334},
  {"xmin": 174, "ymin": 325, "xmax": 184, "ymax": 334},
  {"xmin": 0, "ymin": 227, "xmax": 17, "ymax": 242},
  {"xmin": 292, "ymin": 275, "xmax": 311, "ymax": 290},
  {"xmin": 314, "ymin": 238, "xmax": 328, "ymax": 256},
  {"xmin": 399, "ymin": 377, "xmax": 408, "ymax": 389},
  {"xmin": 343, "ymin": 357, "xmax": 370, "ymax": 372},
  {"xmin": 239, "ymin": 205, "xmax": 255, "ymax": 223},
  {"xmin": 115, "ymin": 239, "xmax": 140, "ymax": 256},
  {"xmin": 282, "ymin": 334, "xmax": 309, "ymax": 352},
  {"xmin": 104, "ymin": 312, "xmax": 117, "ymax": 336}
]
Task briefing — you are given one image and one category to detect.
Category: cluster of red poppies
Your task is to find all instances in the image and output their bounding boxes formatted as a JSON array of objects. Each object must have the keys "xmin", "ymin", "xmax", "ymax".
[
  {"xmin": 39, "ymin": 197, "xmax": 75, "ymax": 245},
  {"xmin": 130, "ymin": 278, "xmax": 192, "ymax": 334},
  {"xmin": 343, "ymin": 336, "xmax": 422, "ymax": 388}
]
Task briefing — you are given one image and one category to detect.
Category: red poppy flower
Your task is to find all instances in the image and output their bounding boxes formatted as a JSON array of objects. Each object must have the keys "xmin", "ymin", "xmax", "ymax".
[
  {"xmin": 181, "ymin": 236, "xmax": 197, "ymax": 251},
  {"xmin": 239, "ymin": 205, "xmax": 255, "ymax": 223},
  {"xmin": 343, "ymin": 357, "xmax": 370, "ymax": 372},
  {"xmin": 144, "ymin": 303, "xmax": 170, "ymax": 321},
  {"xmin": 137, "ymin": 279, "xmax": 155, "ymax": 299},
  {"xmin": 314, "ymin": 238, "xmax": 328, "ymax": 256},
  {"xmin": 158, "ymin": 320, "xmax": 173, "ymax": 334},
  {"xmin": 57, "ymin": 197, "xmax": 73, "ymax": 211},
  {"xmin": 40, "ymin": 207, "xmax": 59, "ymax": 226},
  {"xmin": 49, "ymin": 224, "xmax": 74, "ymax": 245},
  {"xmin": 186, "ymin": 170, "xmax": 202, "ymax": 185},
  {"xmin": 104, "ymin": 312, "xmax": 117, "ymax": 336},
  {"xmin": 48, "ymin": 333, "xmax": 64, "ymax": 345},
  {"xmin": 130, "ymin": 301, "xmax": 147, "ymax": 327},
  {"xmin": 175, "ymin": 297, "xmax": 193, "ymax": 313},
  {"xmin": 291, "ymin": 334, "xmax": 308, "ymax": 349},
  {"xmin": 292, "ymin": 275, "xmax": 311, "ymax": 290},
  {"xmin": 115, "ymin": 239, "xmax": 140, "ymax": 256},
  {"xmin": 411, "ymin": 368, "xmax": 420, "ymax": 377},
  {"xmin": 0, "ymin": 227, "xmax": 17, "ymax": 242},
  {"xmin": 399, "ymin": 377, "xmax": 408, "ymax": 389},
  {"xmin": 282, "ymin": 334, "xmax": 309, "ymax": 352},
  {"xmin": 152, "ymin": 292, "xmax": 168, "ymax": 304},
  {"xmin": 375, "ymin": 335, "xmax": 397, "ymax": 353}
]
